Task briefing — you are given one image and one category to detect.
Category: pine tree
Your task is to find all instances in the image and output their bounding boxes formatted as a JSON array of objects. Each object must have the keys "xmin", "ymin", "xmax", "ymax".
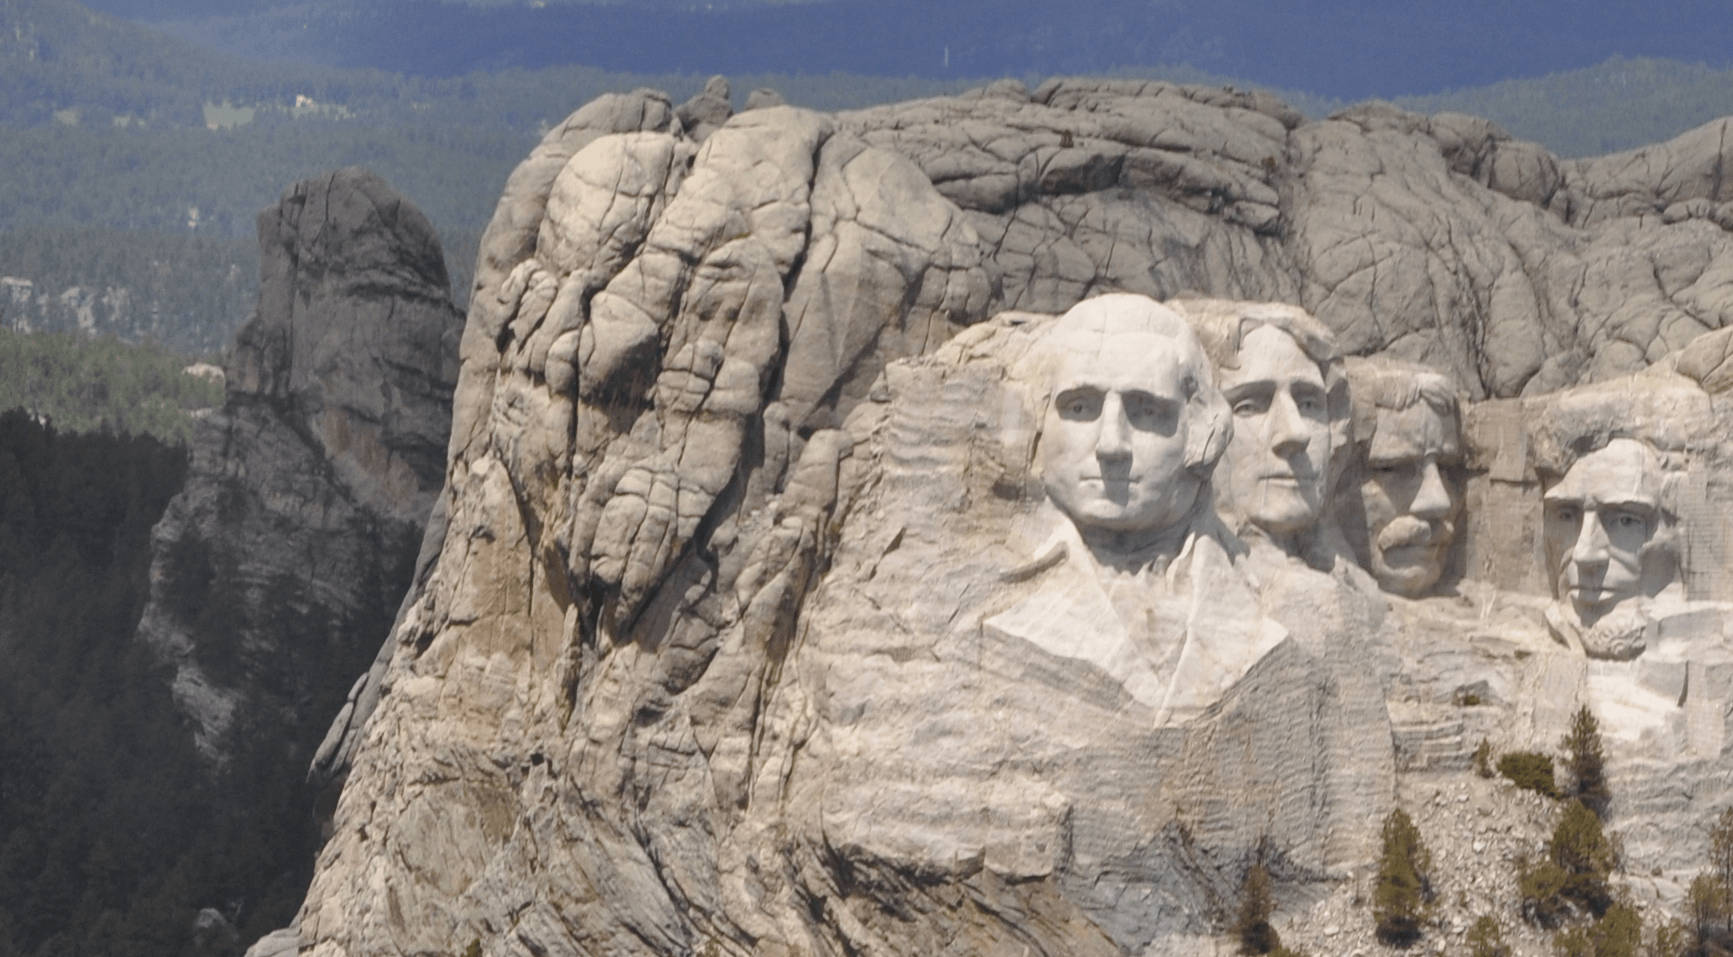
[
  {"xmin": 1552, "ymin": 799, "xmax": 1619, "ymax": 918},
  {"xmin": 1562, "ymin": 705, "xmax": 1610, "ymax": 817},
  {"xmin": 1234, "ymin": 857, "xmax": 1279, "ymax": 954},
  {"xmin": 1710, "ymin": 807, "xmax": 1733, "ymax": 932},
  {"xmin": 1688, "ymin": 872, "xmax": 1728, "ymax": 954},
  {"xmin": 1373, "ymin": 808, "xmax": 1431, "ymax": 946}
]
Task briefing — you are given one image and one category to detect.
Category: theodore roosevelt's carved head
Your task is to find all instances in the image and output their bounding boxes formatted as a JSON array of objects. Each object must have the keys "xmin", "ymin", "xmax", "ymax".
[
  {"xmin": 1182, "ymin": 300, "xmax": 1349, "ymax": 553},
  {"xmin": 1033, "ymin": 295, "xmax": 1230, "ymax": 556},
  {"xmin": 1343, "ymin": 359, "xmax": 1464, "ymax": 597}
]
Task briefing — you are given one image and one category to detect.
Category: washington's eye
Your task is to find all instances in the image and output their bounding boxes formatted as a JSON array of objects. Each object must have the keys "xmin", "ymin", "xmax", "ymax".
[
  {"xmin": 1122, "ymin": 392, "xmax": 1172, "ymax": 431},
  {"xmin": 1056, "ymin": 390, "xmax": 1101, "ymax": 420}
]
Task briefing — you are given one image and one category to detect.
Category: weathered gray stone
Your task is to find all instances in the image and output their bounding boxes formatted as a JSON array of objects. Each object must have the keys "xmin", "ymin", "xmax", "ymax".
[
  {"xmin": 262, "ymin": 82, "xmax": 1733, "ymax": 956},
  {"xmin": 136, "ymin": 167, "xmax": 461, "ymax": 763}
]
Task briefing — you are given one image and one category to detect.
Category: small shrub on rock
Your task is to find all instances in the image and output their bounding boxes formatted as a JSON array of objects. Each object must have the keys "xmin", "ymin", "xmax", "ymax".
[
  {"xmin": 1466, "ymin": 914, "xmax": 1510, "ymax": 956},
  {"xmin": 1499, "ymin": 750, "xmax": 1560, "ymax": 798},
  {"xmin": 1474, "ymin": 738, "xmax": 1494, "ymax": 778}
]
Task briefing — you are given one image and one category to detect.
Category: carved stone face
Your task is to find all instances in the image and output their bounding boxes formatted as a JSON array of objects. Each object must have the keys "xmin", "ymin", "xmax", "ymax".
[
  {"xmin": 1041, "ymin": 334, "xmax": 1198, "ymax": 542},
  {"xmin": 1358, "ymin": 402, "xmax": 1462, "ymax": 596},
  {"xmin": 1218, "ymin": 324, "xmax": 1332, "ymax": 539},
  {"xmin": 1543, "ymin": 438, "xmax": 1669, "ymax": 626}
]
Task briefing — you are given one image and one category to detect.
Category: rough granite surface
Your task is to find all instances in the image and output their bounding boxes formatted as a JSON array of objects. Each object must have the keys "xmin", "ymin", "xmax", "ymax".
[
  {"xmin": 254, "ymin": 84, "xmax": 1733, "ymax": 956},
  {"xmin": 136, "ymin": 168, "xmax": 462, "ymax": 763}
]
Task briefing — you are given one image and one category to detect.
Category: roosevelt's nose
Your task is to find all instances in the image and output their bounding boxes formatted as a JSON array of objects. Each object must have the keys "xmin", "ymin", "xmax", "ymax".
[
  {"xmin": 1571, "ymin": 510, "xmax": 1612, "ymax": 566},
  {"xmin": 1411, "ymin": 460, "xmax": 1452, "ymax": 520},
  {"xmin": 1269, "ymin": 392, "xmax": 1309, "ymax": 456},
  {"xmin": 1094, "ymin": 393, "xmax": 1132, "ymax": 460}
]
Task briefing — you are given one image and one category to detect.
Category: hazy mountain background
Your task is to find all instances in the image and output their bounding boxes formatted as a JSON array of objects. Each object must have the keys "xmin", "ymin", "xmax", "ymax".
[{"xmin": 6, "ymin": 0, "xmax": 1733, "ymax": 355}]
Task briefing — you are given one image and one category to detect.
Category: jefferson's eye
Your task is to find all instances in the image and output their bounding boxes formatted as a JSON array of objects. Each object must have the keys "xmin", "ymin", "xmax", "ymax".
[{"xmin": 1232, "ymin": 395, "xmax": 1267, "ymax": 416}]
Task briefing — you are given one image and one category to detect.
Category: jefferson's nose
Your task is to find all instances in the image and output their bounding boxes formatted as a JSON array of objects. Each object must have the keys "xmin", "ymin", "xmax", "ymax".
[
  {"xmin": 1269, "ymin": 392, "xmax": 1308, "ymax": 455},
  {"xmin": 1411, "ymin": 460, "xmax": 1452, "ymax": 520}
]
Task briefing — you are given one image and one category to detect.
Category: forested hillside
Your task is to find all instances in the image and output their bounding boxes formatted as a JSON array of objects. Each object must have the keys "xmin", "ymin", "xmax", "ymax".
[
  {"xmin": 6, "ymin": 0, "xmax": 1733, "ymax": 352},
  {"xmin": 0, "ymin": 327, "xmax": 222, "ymax": 443},
  {"xmin": 0, "ymin": 411, "xmax": 317, "ymax": 957}
]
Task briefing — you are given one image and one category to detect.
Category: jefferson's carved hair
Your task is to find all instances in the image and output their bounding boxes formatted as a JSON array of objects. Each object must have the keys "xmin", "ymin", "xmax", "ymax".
[{"xmin": 1175, "ymin": 297, "xmax": 1352, "ymax": 457}]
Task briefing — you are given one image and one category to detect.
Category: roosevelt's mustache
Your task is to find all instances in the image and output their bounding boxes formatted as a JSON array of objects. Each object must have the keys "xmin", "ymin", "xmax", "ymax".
[{"xmin": 1376, "ymin": 514, "xmax": 1453, "ymax": 552}]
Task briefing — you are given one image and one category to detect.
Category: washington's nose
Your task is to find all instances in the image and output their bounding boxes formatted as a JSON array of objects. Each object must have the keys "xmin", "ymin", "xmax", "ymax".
[
  {"xmin": 1571, "ymin": 510, "xmax": 1612, "ymax": 566},
  {"xmin": 1269, "ymin": 392, "xmax": 1308, "ymax": 455},
  {"xmin": 1411, "ymin": 460, "xmax": 1452, "ymax": 520},
  {"xmin": 1094, "ymin": 394, "xmax": 1132, "ymax": 459}
]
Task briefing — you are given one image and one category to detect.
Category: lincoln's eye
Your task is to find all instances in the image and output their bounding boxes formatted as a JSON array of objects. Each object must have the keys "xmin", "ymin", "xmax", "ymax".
[{"xmin": 1611, "ymin": 510, "xmax": 1645, "ymax": 532}]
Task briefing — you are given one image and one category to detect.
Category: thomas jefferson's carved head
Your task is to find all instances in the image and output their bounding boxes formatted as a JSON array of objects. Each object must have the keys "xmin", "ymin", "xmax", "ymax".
[
  {"xmin": 1033, "ymin": 295, "xmax": 1230, "ymax": 556},
  {"xmin": 1182, "ymin": 301, "xmax": 1348, "ymax": 553}
]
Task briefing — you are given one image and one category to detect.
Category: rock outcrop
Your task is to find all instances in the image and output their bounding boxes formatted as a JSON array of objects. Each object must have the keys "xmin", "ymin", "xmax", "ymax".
[
  {"xmin": 136, "ymin": 167, "xmax": 461, "ymax": 763},
  {"xmin": 262, "ymin": 83, "xmax": 1733, "ymax": 956}
]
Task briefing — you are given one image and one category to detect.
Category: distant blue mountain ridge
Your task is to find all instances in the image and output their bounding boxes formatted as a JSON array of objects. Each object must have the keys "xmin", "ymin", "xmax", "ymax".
[{"xmin": 83, "ymin": 0, "xmax": 1733, "ymax": 100}]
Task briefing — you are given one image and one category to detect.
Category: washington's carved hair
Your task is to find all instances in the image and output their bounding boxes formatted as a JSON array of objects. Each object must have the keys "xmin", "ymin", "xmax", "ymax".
[{"xmin": 1018, "ymin": 293, "xmax": 1232, "ymax": 478}]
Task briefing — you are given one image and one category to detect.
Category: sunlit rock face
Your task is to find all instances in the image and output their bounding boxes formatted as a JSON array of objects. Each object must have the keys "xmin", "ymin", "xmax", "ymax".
[
  {"xmin": 136, "ymin": 168, "xmax": 462, "ymax": 764},
  {"xmin": 254, "ymin": 81, "xmax": 1733, "ymax": 956}
]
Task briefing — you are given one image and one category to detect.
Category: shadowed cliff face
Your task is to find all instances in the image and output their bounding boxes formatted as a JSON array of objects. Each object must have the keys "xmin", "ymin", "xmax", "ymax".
[
  {"xmin": 263, "ymin": 82, "xmax": 1733, "ymax": 956},
  {"xmin": 136, "ymin": 167, "xmax": 462, "ymax": 763}
]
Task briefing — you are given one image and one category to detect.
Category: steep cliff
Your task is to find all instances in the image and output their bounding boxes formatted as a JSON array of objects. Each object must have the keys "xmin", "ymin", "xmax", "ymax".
[
  {"xmin": 136, "ymin": 167, "xmax": 462, "ymax": 765},
  {"xmin": 263, "ymin": 84, "xmax": 1733, "ymax": 956}
]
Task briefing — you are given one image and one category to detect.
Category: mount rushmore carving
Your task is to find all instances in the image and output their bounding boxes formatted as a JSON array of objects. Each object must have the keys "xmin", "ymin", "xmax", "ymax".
[{"xmin": 253, "ymin": 78, "xmax": 1733, "ymax": 956}]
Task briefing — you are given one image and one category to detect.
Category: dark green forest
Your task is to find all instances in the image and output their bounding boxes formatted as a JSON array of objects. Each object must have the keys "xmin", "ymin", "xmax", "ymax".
[{"xmin": 0, "ymin": 411, "xmax": 316, "ymax": 957}]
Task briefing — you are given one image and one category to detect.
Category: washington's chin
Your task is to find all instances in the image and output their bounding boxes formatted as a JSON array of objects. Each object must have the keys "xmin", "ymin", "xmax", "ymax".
[{"xmin": 1071, "ymin": 501, "xmax": 1164, "ymax": 531}]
